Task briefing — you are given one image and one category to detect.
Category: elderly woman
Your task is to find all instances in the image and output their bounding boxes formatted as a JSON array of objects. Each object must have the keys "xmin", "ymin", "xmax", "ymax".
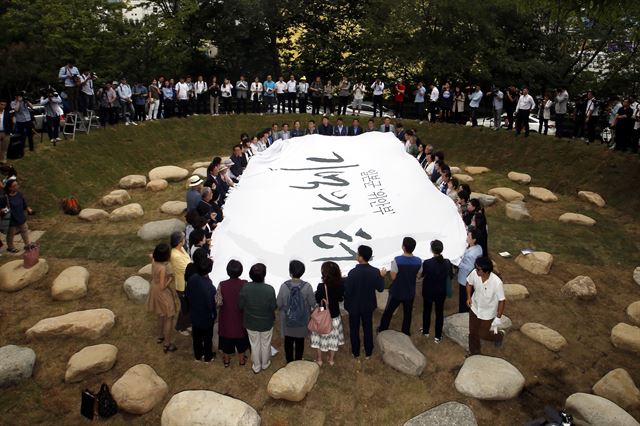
[
  {"xmin": 147, "ymin": 243, "xmax": 177, "ymax": 353},
  {"xmin": 218, "ymin": 260, "xmax": 249, "ymax": 367},
  {"xmin": 276, "ymin": 260, "xmax": 315, "ymax": 363},
  {"xmin": 170, "ymin": 231, "xmax": 192, "ymax": 336}
]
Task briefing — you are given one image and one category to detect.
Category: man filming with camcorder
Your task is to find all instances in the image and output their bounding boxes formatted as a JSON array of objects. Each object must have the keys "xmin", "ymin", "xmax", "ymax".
[
  {"xmin": 10, "ymin": 92, "xmax": 35, "ymax": 153},
  {"xmin": 39, "ymin": 89, "xmax": 63, "ymax": 144}
]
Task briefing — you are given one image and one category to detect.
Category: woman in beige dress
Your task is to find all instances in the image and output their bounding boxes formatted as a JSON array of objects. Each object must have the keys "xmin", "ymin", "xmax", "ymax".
[{"xmin": 147, "ymin": 243, "xmax": 177, "ymax": 353}]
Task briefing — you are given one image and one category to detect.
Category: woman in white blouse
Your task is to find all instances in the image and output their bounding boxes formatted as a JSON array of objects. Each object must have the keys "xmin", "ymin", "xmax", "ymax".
[{"xmin": 220, "ymin": 78, "xmax": 234, "ymax": 115}]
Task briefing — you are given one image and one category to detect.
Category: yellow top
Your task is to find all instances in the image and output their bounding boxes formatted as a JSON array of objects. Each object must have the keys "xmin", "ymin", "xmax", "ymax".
[{"xmin": 170, "ymin": 247, "xmax": 191, "ymax": 292}]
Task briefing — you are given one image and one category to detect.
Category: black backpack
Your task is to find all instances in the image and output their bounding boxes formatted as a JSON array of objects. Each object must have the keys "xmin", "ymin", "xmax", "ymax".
[{"xmin": 97, "ymin": 383, "xmax": 118, "ymax": 418}]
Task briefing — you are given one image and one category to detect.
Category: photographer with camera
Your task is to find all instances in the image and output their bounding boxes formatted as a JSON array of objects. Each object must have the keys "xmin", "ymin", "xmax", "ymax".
[
  {"xmin": 116, "ymin": 77, "xmax": 136, "ymax": 125},
  {"xmin": 486, "ymin": 86, "xmax": 504, "ymax": 130},
  {"xmin": 468, "ymin": 84, "xmax": 483, "ymax": 127},
  {"xmin": 97, "ymin": 82, "xmax": 118, "ymax": 127},
  {"xmin": 79, "ymin": 70, "xmax": 97, "ymax": 114},
  {"xmin": 554, "ymin": 87, "xmax": 569, "ymax": 138},
  {"xmin": 39, "ymin": 89, "xmax": 63, "ymax": 144},
  {"xmin": 584, "ymin": 91, "xmax": 599, "ymax": 144},
  {"xmin": 58, "ymin": 59, "xmax": 80, "ymax": 113},
  {"xmin": 504, "ymin": 86, "xmax": 518, "ymax": 130},
  {"xmin": 10, "ymin": 92, "xmax": 35, "ymax": 153}
]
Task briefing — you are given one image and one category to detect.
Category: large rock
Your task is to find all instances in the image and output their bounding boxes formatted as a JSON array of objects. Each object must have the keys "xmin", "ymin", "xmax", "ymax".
[
  {"xmin": 611, "ymin": 323, "xmax": 640, "ymax": 354},
  {"xmin": 267, "ymin": 361, "xmax": 319, "ymax": 402},
  {"xmin": 0, "ymin": 259, "xmax": 49, "ymax": 292},
  {"xmin": 470, "ymin": 192, "xmax": 497, "ymax": 207},
  {"xmin": 507, "ymin": 171, "xmax": 531, "ymax": 185},
  {"xmin": 578, "ymin": 191, "xmax": 606, "ymax": 207},
  {"xmin": 404, "ymin": 401, "xmax": 478, "ymax": 426},
  {"xmin": 119, "ymin": 174, "xmax": 147, "ymax": 189},
  {"xmin": 565, "ymin": 393, "xmax": 639, "ymax": 426},
  {"xmin": 51, "ymin": 266, "xmax": 89, "ymax": 301},
  {"xmin": 161, "ymin": 390, "xmax": 261, "ymax": 426},
  {"xmin": 112, "ymin": 364, "xmax": 168, "ymax": 415},
  {"xmin": 146, "ymin": 179, "xmax": 168, "ymax": 192},
  {"xmin": 503, "ymin": 284, "xmax": 529, "ymax": 300},
  {"xmin": 149, "ymin": 166, "xmax": 189, "ymax": 182},
  {"xmin": 26, "ymin": 308, "xmax": 115, "ymax": 340},
  {"xmin": 78, "ymin": 208, "xmax": 109, "ymax": 222},
  {"xmin": 515, "ymin": 252, "xmax": 553, "ymax": 275},
  {"xmin": 593, "ymin": 368, "xmax": 640, "ymax": 412},
  {"xmin": 520, "ymin": 323, "xmax": 567, "ymax": 352},
  {"xmin": 191, "ymin": 161, "xmax": 210, "ymax": 168},
  {"xmin": 529, "ymin": 187, "xmax": 558, "ymax": 202},
  {"xmin": 137, "ymin": 219, "xmax": 185, "ymax": 241},
  {"xmin": 377, "ymin": 330, "xmax": 426, "ymax": 376},
  {"xmin": 443, "ymin": 312, "xmax": 512, "ymax": 351},
  {"xmin": 139, "ymin": 263, "xmax": 173, "ymax": 276},
  {"xmin": 449, "ymin": 166, "xmax": 461, "ymax": 174},
  {"xmin": 634, "ymin": 267, "xmax": 640, "ymax": 286},
  {"xmin": 124, "ymin": 276, "xmax": 150, "ymax": 304},
  {"xmin": 488, "ymin": 187, "xmax": 524, "ymax": 202},
  {"xmin": 505, "ymin": 201, "xmax": 531, "ymax": 220},
  {"xmin": 109, "ymin": 203, "xmax": 144, "ymax": 222},
  {"xmin": 160, "ymin": 201, "xmax": 187, "ymax": 216},
  {"xmin": 465, "ymin": 166, "xmax": 490, "ymax": 175},
  {"xmin": 454, "ymin": 355, "xmax": 525, "ymax": 400},
  {"xmin": 453, "ymin": 174, "xmax": 474, "ymax": 184},
  {"xmin": 559, "ymin": 212, "xmax": 596, "ymax": 226},
  {"xmin": 561, "ymin": 275, "xmax": 597, "ymax": 299},
  {"xmin": 65, "ymin": 344, "xmax": 118, "ymax": 383},
  {"xmin": 192, "ymin": 167, "xmax": 207, "ymax": 178},
  {"xmin": 101, "ymin": 189, "xmax": 131, "ymax": 207},
  {"xmin": 627, "ymin": 301, "xmax": 640, "ymax": 325},
  {"xmin": 0, "ymin": 345, "xmax": 36, "ymax": 388}
]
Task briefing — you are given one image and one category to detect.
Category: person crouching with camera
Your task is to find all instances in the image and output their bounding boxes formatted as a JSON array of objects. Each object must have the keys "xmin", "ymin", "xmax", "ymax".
[
  {"xmin": 40, "ymin": 90, "xmax": 63, "ymax": 144},
  {"xmin": 10, "ymin": 93, "xmax": 35, "ymax": 152}
]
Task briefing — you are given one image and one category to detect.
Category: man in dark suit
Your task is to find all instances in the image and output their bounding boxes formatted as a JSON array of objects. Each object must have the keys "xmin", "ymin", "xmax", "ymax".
[
  {"xmin": 0, "ymin": 99, "xmax": 12, "ymax": 162},
  {"xmin": 317, "ymin": 116, "xmax": 333, "ymax": 136},
  {"xmin": 333, "ymin": 117, "xmax": 347, "ymax": 136},
  {"xmin": 344, "ymin": 245, "xmax": 386, "ymax": 359},
  {"xmin": 348, "ymin": 118, "xmax": 363, "ymax": 136}
]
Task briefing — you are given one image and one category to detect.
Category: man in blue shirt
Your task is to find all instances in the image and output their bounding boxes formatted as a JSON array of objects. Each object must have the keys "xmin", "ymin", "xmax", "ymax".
[
  {"xmin": 262, "ymin": 75, "xmax": 276, "ymax": 114},
  {"xmin": 468, "ymin": 85, "xmax": 483, "ymax": 127},
  {"xmin": 378, "ymin": 237, "xmax": 422, "ymax": 336},
  {"xmin": 457, "ymin": 230, "xmax": 483, "ymax": 313},
  {"xmin": 344, "ymin": 245, "xmax": 386, "ymax": 359}
]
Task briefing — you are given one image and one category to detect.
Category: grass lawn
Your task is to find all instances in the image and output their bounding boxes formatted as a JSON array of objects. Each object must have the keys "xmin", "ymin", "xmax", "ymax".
[{"xmin": 1, "ymin": 114, "xmax": 639, "ymax": 425}]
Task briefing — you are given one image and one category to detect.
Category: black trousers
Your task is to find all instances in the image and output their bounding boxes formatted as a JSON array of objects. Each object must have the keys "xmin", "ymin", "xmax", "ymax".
[
  {"xmin": 373, "ymin": 95, "xmax": 383, "ymax": 117},
  {"xmin": 277, "ymin": 93, "xmax": 286, "ymax": 113},
  {"xmin": 505, "ymin": 108, "xmax": 514, "ymax": 129},
  {"xmin": 45, "ymin": 116, "xmax": 60, "ymax": 140},
  {"xmin": 178, "ymin": 99, "xmax": 189, "ymax": 117},
  {"xmin": 15, "ymin": 121, "xmax": 34, "ymax": 151},
  {"xmin": 422, "ymin": 292, "xmax": 446, "ymax": 339},
  {"xmin": 586, "ymin": 118, "xmax": 597, "ymax": 143},
  {"xmin": 395, "ymin": 101, "xmax": 404, "ymax": 118},
  {"xmin": 311, "ymin": 97, "xmax": 321, "ymax": 114},
  {"xmin": 221, "ymin": 97, "xmax": 232, "ymax": 114},
  {"xmin": 192, "ymin": 324, "xmax": 214, "ymax": 362},
  {"xmin": 338, "ymin": 96, "xmax": 349, "ymax": 115},
  {"xmin": 415, "ymin": 102, "xmax": 425, "ymax": 121},
  {"xmin": 252, "ymin": 96, "xmax": 261, "ymax": 113},
  {"xmin": 163, "ymin": 99, "xmax": 174, "ymax": 118},
  {"xmin": 287, "ymin": 93, "xmax": 296, "ymax": 113},
  {"xmin": 470, "ymin": 107, "xmax": 479, "ymax": 127},
  {"xmin": 555, "ymin": 113, "xmax": 565, "ymax": 138},
  {"xmin": 349, "ymin": 310, "xmax": 374, "ymax": 357},
  {"xmin": 134, "ymin": 104, "xmax": 145, "ymax": 122},
  {"xmin": 323, "ymin": 97, "xmax": 334, "ymax": 114},
  {"xmin": 236, "ymin": 97, "xmax": 247, "ymax": 114},
  {"xmin": 298, "ymin": 97, "xmax": 308, "ymax": 114},
  {"xmin": 538, "ymin": 118, "xmax": 549, "ymax": 135},
  {"xmin": 175, "ymin": 291, "xmax": 191, "ymax": 331},
  {"xmin": 378, "ymin": 296, "xmax": 413, "ymax": 336},
  {"xmin": 515, "ymin": 110, "xmax": 530, "ymax": 136},
  {"xmin": 459, "ymin": 284, "xmax": 470, "ymax": 313},
  {"xmin": 429, "ymin": 101, "xmax": 438, "ymax": 123},
  {"xmin": 284, "ymin": 336, "xmax": 305, "ymax": 363},
  {"xmin": 196, "ymin": 95, "xmax": 207, "ymax": 114}
]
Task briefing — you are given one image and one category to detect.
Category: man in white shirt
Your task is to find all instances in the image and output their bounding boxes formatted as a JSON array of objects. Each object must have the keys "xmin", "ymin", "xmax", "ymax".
[
  {"xmin": 515, "ymin": 87, "xmax": 535, "ymax": 137},
  {"xmin": 116, "ymin": 78, "xmax": 136, "ymax": 125},
  {"xmin": 79, "ymin": 70, "xmax": 96, "ymax": 114},
  {"xmin": 584, "ymin": 90, "xmax": 599, "ymax": 144},
  {"xmin": 429, "ymin": 84, "xmax": 440, "ymax": 123},
  {"xmin": 414, "ymin": 82, "xmax": 426, "ymax": 122},
  {"xmin": 352, "ymin": 81, "xmax": 366, "ymax": 116},
  {"xmin": 194, "ymin": 75, "xmax": 208, "ymax": 115},
  {"xmin": 555, "ymin": 88, "xmax": 569, "ymax": 138},
  {"xmin": 275, "ymin": 76, "xmax": 287, "ymax": 114},
  {"xmin": 371, "ymin": 79, "xmax": 385, "ymax": 118},
  {"xmin": 175, "ymin": 77, "xmax": 190, "ymax": 118},
  {"xmin": 286, "ymin": 75, "xmax": 297, "ymax": 113},
  {"xmin": 58, "ymin": 60, "xmax": 80, "ymax": 112},
  {"xmin": 466, "ymin": 256, "xmax": 506, "ymax": 355}
]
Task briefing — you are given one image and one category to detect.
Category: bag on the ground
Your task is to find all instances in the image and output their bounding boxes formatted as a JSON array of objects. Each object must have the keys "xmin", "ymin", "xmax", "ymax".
[
  {"xmin": 23, "ymin": 243, "xmax": 40, "ymax": 269},
  {"xmin": 285, "ymin": 282, "xmax": 308, "ymax": 328},
  {"xmin": 80, "ymin": 389, "xmax": 97, "ymax": 420},
  {"xmin": 97, "ymin": 383, "xmax": 118, "ymax": 418},
  {"xmin": 308, "ymin": 284, "xmax": 332, "ymax": 335},
  {"xmin": 61, "ymin": 197, "xmax": 81, "ymax": 215}
]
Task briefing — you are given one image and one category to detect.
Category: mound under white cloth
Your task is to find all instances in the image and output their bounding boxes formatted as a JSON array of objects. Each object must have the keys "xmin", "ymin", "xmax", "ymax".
[{"xmin": 209, "ymin": 133, "xmax": 467, "ymax": 292}]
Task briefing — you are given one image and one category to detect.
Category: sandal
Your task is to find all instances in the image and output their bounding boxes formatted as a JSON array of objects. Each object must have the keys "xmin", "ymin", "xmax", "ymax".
[
  {"xmin": 239, "ymin": 355, "xmax": 246, "ymax": 366},
  {"xmin": 156, "ymin": 337, "xmax": 165, "ymax": 344},
  {"xmin": 7, "ymin": 248, "xmax": 19, "ymax": 253},
  {"xmin": 163, "ymin": 343, "xmax": 177, "ymax": 353}
]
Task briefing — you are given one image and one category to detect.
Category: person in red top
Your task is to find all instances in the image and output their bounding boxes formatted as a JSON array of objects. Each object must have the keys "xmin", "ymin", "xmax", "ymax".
[
  {"xmin": 218, "ymin": 259, "xmax": 250, "ymax": 368},
  {"xmin": 394, "ymin": 79, "xmax": 406, "ymax": 119}
]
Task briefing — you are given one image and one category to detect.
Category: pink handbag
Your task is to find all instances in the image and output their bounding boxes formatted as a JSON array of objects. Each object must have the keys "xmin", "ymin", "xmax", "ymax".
[
  {"xmin": 307, "ymin": 284, "xmax": 332, "ymax": 335},
  {"xmin": 23, "ymin": 243, "xmax": 40, "ymax": 269}
]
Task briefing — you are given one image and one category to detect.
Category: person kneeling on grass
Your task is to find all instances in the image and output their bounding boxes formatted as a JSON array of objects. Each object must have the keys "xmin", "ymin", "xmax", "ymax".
[
  {"xmin": 466, "ymin": 256, "xmax": 506, "ymax": 355},
  {"xmin": 239, "ymin": 263, "xmax": 277, "ymax": 374},
  {"xmin": 277, "ymin": 260, "xmax": 315, "ymax": 363},
  {"xmin": 146, "ymin": 243, "xmax": 177, "ymax": 353},
  {"xmin": 184, "ymin": 247, "xmax": 217, "ymax": 362}
]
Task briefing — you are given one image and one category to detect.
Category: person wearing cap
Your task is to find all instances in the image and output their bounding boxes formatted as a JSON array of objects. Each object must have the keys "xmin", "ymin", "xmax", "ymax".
[
  {"xmin": 186, "ymin": 175, "xmax": 203, "ymax": 212},
  {"xmin": 297, "ymin": 76, "xmax": 309, "ymax": 114},
  {"xmin": 169, "ymin": 231, "xmax": 192, "ymax": 336}
]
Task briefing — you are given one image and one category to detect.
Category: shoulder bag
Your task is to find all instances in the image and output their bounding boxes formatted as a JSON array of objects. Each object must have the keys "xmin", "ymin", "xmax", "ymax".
[
  {"xmin": 0, "ymin": 195, "xmax": 10, "ymax": 235},
  {"xmin": 97, "ymin": 383, "xmax": 118, "ymax": 418},
  {"xmin": 308, "ymin": 284, "xmax": 332, "ymax": 335}
]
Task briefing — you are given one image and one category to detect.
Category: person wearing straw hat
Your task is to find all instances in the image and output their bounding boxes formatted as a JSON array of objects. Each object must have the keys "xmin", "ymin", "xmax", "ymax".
[
  {"xmin": 186, "ymin": 175, "xmax": 203, "ymax": 212},
  {"xmin": 297, "ymin": 76, "xmax": 309, "ymax": 114}
]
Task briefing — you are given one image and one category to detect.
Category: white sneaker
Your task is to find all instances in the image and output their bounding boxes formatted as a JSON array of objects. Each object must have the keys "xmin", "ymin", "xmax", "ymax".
[
  {"xmin": 131, "ymin": 122, "xmax": 138, "ymax": 126},
  {"xmin": 125, "ymin": 122, "xmax": 130, "ymax": 126}
]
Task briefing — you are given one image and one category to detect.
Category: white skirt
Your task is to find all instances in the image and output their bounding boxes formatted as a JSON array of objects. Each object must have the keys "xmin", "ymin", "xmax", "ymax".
[{"xmin": 310, "ymin": 316, "xmax": 345, "ymax": 352}]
